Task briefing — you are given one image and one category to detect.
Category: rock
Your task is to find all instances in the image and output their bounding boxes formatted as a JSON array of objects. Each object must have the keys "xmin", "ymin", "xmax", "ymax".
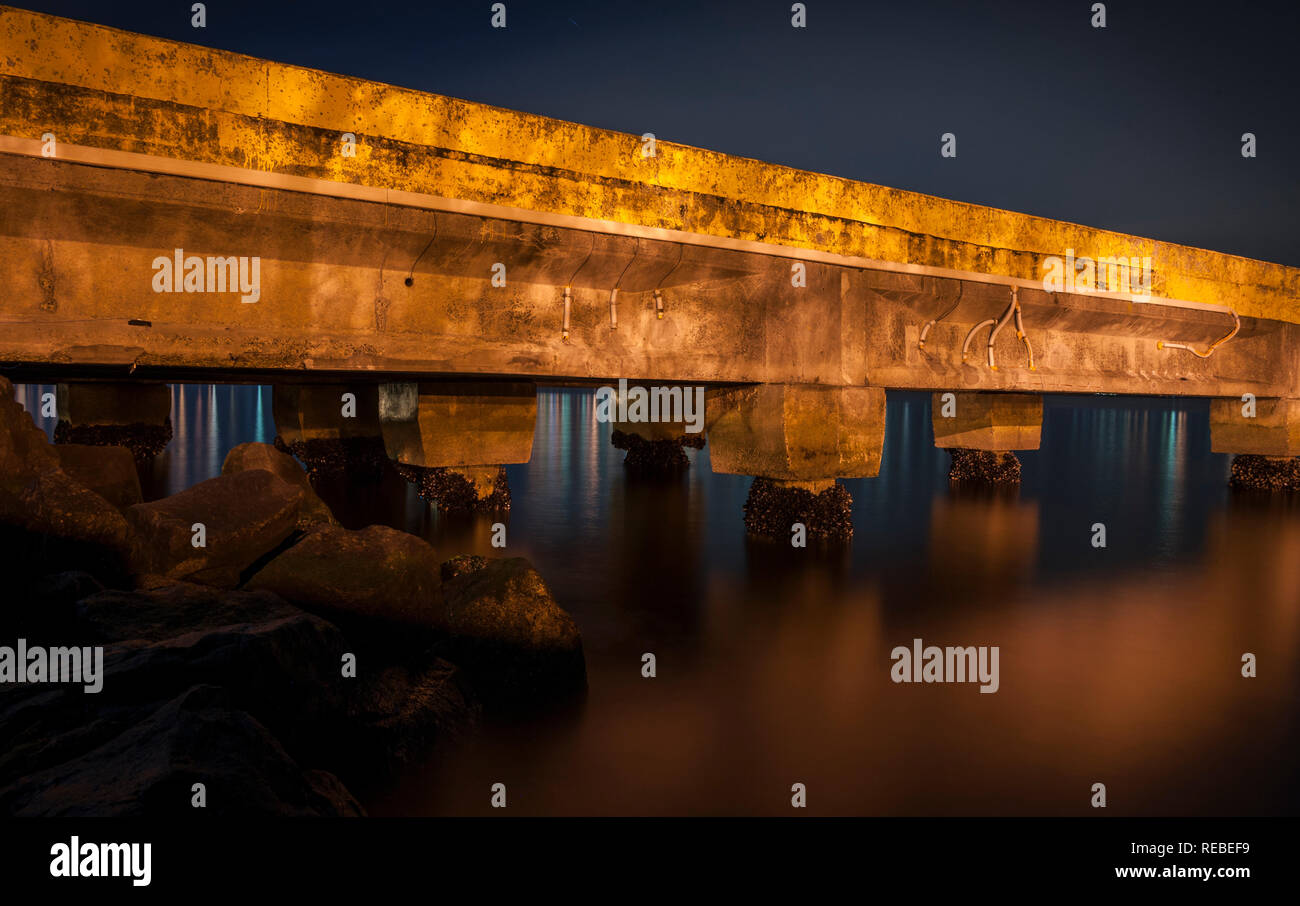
[
  {"xmin": 75, "ymin": 582, "xmax": 477, "ymax": 778},
  {"xmin": 221, "ymin": 442, "xmax": 337, "ymax": 529},
  {"xmin": 2, "ymin": 571, "xmax": 103, "ymax": 637},
  {"xmin": 0, "ymin": 576, "xmax": 482, "ymax": 815},
  {"xmin": 2, "ymin": 469, "xmax": 138, "ymax": 585},
  {"xmin": 0, "ymin": 685, "xmax": 363, "ymax": 816},
  {"xmin": 0, "ymin": 383, "xmax": 139, "ymax": 584},
  {"xmin": 440, "ymin": 557, "xmax": 586, "ymax": 703},
  {"xmin": 1, "ymin": 583, "xmax": 351, "ymax": 799},
  {"xmin": 246, "ymin": 524, "xmax": 442, "ymax": 628},
  {"xmin": 53, "ymin": 444, "xmax": 142, "ymax": 509},
  {"xmin": 441, "ymin": 554, "xmax": 489, "ymax": 582},
  {"xmin": 73, "ymin": 584, "xmax": 350, "ymax": 753},
  {"xmin": 125, "ymin": 470, "xmax": 304, "ymax": 587},
  {"xmin": 0, "ymin": 381, "xmax": 52, "ymax": 468},
  {"xmin": 948, "ymin": 448, "xmax": 1022, "ymax": 483},
  {"xmin": 345, "ymin": 655, "xmax": 480, "ymax": 769},
  {"xmin": 0, "ymin": 376, "xmax": 58, "ymax": 492},
  {"xmin": 743, "ymin": 477, "xmax": 854, "ymax": 539},
  {"xmin": 29, "ymin": 571, "xmax": 104, "ymax": 610}
]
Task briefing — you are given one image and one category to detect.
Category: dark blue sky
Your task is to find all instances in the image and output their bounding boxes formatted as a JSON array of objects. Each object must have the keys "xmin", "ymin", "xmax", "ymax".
[{"xmin": 16, "ymin": 0, "xmax": 1300, "ymax": 265}]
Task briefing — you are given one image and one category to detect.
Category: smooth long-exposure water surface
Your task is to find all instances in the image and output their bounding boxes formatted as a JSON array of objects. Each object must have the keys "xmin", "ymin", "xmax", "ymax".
[{"xmin": 20, "ymin": 384, "xmax": 1300, "ymax": 815}]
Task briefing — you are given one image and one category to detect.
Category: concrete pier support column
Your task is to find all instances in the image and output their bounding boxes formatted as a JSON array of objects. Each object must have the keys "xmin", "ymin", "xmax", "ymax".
[
  {"xmin": 706, "ymin": 383, "xmax": 886, "ymax": 539},
  {"xmin": 380, "ymin": 381, "xmax": 536, "ymax": 512},
  {"xmin": 1211, "ymin": 398, "xmax": 1300, "ymax": 490},
  {"xmin": 607, "ymin": 382, "xmax": 707, "ymax": 470},
  {"xmin": 271, "ymin": 383, "xmax": 386, "ymax": 479},
  {"xmin": 931, "ymin": 392, "xmax": 1043, "ymax": 483},
  {"xmin": 54, "ymin": 381, "xmax": 172, "ymax": 461}
]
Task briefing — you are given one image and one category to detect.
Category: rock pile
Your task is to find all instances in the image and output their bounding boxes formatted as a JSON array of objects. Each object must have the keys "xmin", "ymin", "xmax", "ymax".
[{"xmin": 0, "ymin": 379, "xmax": 585, "ymax": 815}]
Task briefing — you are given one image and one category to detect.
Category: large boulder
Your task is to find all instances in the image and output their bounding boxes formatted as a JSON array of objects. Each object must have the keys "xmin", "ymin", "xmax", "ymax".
[
  {"xmin": 0, "ymin": 380, "xmax": 142, "ymax": 585},
  {"xmin": 344, "ymin": 656, "xmax": 480, "ymax": 770},
  {"xmin": 78, "ymin": 584, "xmax": 352, "ymax": 758},
  {"xmin": 0, "ymin": 376, "xmax": 58, "ymax": 491},
  {"xmin": 0, "ymin": 685, "xmax": 363, "ymax": 816},
  {"xmin": 74, "ymin": 582, "xmax": 476, "ymax": 779},
  {"xmin": 125, "ymin": 470, "xmax": 304, "ymax": 587},
  {"xmin": 246, "ymin": 524, "xmax": 442, "ymax": 628},
  {"xmin": 221, "ymin": 442, "xmax": 336, "ymax": 529},
  {"xmin": 1, "ymin": 574, "xmax": 480, "ymax": 815},
  {"xmin": 1, "ymin": 470, "xmax": 137, "ymax": 585},
  {"xmin": 439, "ymin": 557, "xmax": 586, "ymax": 704},
  {"xmin": 52, "ymin": 444, "xmax": 142, "ymax": 509}
]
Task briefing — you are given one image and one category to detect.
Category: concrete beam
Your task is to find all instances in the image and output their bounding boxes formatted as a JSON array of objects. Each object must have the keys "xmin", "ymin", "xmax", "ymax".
[
  {"xmin": 2, "ymin": 5, "xmax": 1296, "ymax": 326},
  {"xmin": 0, "ymin": 154, "xmax": 1291, "ymax": 398},
  {"xmin": 0, "ymin": 8, "xmax": 1296, "ymax": 402}
]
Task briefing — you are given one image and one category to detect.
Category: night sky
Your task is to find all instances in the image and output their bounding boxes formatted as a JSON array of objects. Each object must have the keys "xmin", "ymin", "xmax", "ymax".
[{"xmin": 14, "ymin": 0, "xmax": 1299, "ymax": 266}]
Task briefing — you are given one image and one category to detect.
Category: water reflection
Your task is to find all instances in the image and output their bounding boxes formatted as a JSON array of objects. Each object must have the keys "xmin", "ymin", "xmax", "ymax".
[{"xmin": 13, "ymin": 382, "xmax": 1298, "ymax": 814}]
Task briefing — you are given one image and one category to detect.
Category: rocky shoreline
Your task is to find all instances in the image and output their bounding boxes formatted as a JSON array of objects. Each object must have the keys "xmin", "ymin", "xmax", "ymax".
[{"xmin": 0, "ymin": 377, "xmax": 585, "ymax": 816}]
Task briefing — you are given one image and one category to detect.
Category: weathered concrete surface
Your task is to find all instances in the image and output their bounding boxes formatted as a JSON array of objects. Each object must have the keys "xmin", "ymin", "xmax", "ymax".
[
  {"xmin": 0, "ymin": 7, "xmax": 1296, "ymax": 399},
  {"xmin": 1210, "ymin": 398, "xmax": 1300, "ymax": 457},
  {"xmin": 52, "ymin": 443, "xmax": 142, "ymax": 509},
  {"xmin": 274, "ymin": 383, "xmax": 381, "ymax": 445},
  {"xmin": 53, "ymin": 382, "xmax": 172, "ymax": 460},
  {"xmin": 379, "ymin": 382, "xmax": 536, "ymax": 468},
  {"xmin": 608, "ymin": 381, "xmax": 706, "ymax": 469},
  {"xmin": 272, "ymin": 383, "xmax": 386, "ymax": 478},
  {"xmin": 706, "ymin": 384, "xmax": 886, "ymax": 481},
  {"xmin": 55, "ymin": 381, "xmax": 170, "ymax": 427},
  {"xmin": 0, "ymin": 7, "xmax": 1295, "ymax": 319},
  {"xmin": 932, "ymin": 392, "xmax": 1043, "ymax": 451}
]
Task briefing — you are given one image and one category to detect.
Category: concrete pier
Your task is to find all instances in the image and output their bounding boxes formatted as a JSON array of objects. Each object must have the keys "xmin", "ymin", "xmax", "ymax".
[
  {"xmin": 1211, "ymin": 397, "xmax": 1300, "ymax": 490},
  {"xmin": 608, "ymin": 382, "xmax": 706, "ymax": 470},
  {"xmin": 379, "ymin": 382, "xmax": 535, "ymax": 511},
  {"xmin": 54, "ymin": 382, "xmax": 171, "ymax": 461},
  {"xmin": 932, "ymin": 392, "xmax": 1043, "ymax": 483},
  {"xmin": 707, "ymin": 384, "xmax": 885, "ymax": 538},
  {"xmin": 271, "ymin": 383, "xmax": 386, "ymax": 479}
]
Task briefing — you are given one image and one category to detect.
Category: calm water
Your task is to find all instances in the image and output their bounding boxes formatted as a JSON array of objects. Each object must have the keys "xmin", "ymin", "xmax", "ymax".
[{"xmin": 18, "ymin": 384, "xmax": 1300, "ymax": 815}]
